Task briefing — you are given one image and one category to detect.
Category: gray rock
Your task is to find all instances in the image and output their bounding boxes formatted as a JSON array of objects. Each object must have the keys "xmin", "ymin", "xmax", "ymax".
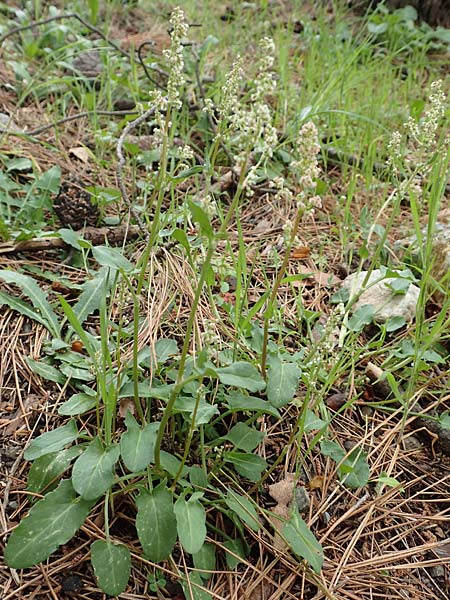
[
  {"xmin": 342, "ymin": 269, "xmax": 420, "ymax": 322},
  {"xmin": 0, "ymin": 113, "xmax": 20, "ymax": 132}
]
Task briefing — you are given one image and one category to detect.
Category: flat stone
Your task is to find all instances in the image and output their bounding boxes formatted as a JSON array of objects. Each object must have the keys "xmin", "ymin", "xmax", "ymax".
[{"xmin": 342, "ymin": 269, "xmax": 420, "ymax": 322}]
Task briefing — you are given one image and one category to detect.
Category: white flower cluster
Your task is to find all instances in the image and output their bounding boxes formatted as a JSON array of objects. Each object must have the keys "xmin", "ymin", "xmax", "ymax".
[
  {"xmin": 163, "ymin": 6, "xmax": 189, "ymax": 109},
  {"xmin": 292, "ymin": 121, "xmax": 322, "ymax": 216},
  {"xmin": 206, "ymin": 38, "xmax": 278, "ymax": 194},
  {"xmin": 386, "ymin": 80, "xmax": 447, "ymax": 176}
]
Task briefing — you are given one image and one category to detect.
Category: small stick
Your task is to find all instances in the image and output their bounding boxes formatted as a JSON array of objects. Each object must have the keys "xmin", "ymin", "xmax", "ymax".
[{"xmin": 0, "ymin": 110, "xmax": 138, "ymax": 137}]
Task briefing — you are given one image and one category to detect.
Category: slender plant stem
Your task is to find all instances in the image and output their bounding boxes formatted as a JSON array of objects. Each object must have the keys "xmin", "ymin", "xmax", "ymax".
[{"xmin": 260, "ymin": 204, "xmax": 303, "ymax": 377}]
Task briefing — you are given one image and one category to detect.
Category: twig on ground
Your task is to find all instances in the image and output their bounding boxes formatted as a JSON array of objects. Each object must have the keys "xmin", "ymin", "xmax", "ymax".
[{"xmin": 0, "ymin": 110, "xmax": 138, "ymax": 137}]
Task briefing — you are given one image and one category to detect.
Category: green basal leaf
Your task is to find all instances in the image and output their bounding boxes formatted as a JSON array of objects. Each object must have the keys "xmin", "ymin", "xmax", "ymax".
[
  {"xmin": 160, "ymin": 450, "xmax": 190, "ymax": 478},
  {"xmin": 4, "ymin": 479, "xmax": 94, "ymax": 569},
  {"xmin": 0, "ymin": 290, "xmax": 56, "ymax": 330},
  {"xmin": 215, "ymin": 362, "xmax": 266, "ymax": 392},
  {"xmin": 136, "ymin": 487, "xmax": 177, "ymax": 562},
  {"xmin": 266, "ymin": 354, "xmax": 301, "ymax": 408},
  {"xmin": 58, "ymin": 392, "xmax": 97, "ymax": 416},
  {"xmin": 24, "ymin": 420, "xmax": 78, "ymax": 461},
  {"xmin": 25, "ymin": 357, "xmax": 66, "ymax": 384},
  {"xmin": 223, "ymin": 451, "xmax": 267, "ymax": 482},
  {"xmin": 321, "ymin": 440, "xmax": 370, "ymax": 489},
  {"xmin": 347, "ymin": 305, "xmax": 375, "ymax": 332},
  {"xmin": 91, "ymin": 540, "xmax": 131, "ymax": 596},
  {"xmin": 0, "ymin": 270, "xmax": 60, "ymax": 337},
  {"xmin": 223, "ymin": 538, "xmax": 247, "ymax": 569},
  {"xmin": 72, "ymin": 437, "xmax": 120, "ymax": 500},
  {"xmin": 36, "ymin": 165, "xmax": 61, "ymax": 193},
  {"xmin": 181, "ymin": 571, "xmax": 212, "ymax": 600},
  {"xmin": 222, "ymin": 422, "xmax": 265, "ymax": 452},
  {"xmin": 282, "ymin": 508, "xmax": 324, "ymax": 573},
  {"xmin": 193, "ymin": 542, "xmax": 216, "ymax": 580},
  {"xmin": 120, "ymin": 413, "xmax": 159, "ymax": 472},
  {"xmin": 225, "ymin": 392, "xmax": 281, "ymax": 419},
  {"xmin": 224, "ymin": 489, "xmax": 260, "ymax": 532},
  {"xmin": 27, "ymin": 446, "xmax": 83, "ymax": 494},
  {"xmin": 174, "ymin": 493, "xmax": 207, "ymax": 554},
  {"xmin": 92, "ymin": 245, "xmax": 133, "ymax": 272}
]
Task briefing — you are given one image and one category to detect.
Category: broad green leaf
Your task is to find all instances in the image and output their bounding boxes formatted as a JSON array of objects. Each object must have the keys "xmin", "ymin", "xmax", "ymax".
[
  {"xmin": 72, "ymin": 437, "xmax": 120, "ymax": 500},
  {"xmin": 190, "ymin": 466, "xmax": 208, "ymax": 489},
  {"xmin": 223, "ymin": 423, "xmax": 265, "ymax": 452},
  {"xmin": 385, "ymin": 316, "xmax": 406, "ymax": 332},
  {"xmin": 24, "ymin": 420, "xmax": 78, "ymax": 461},
  {"xmin": 118, "ymin": 381, "xmax": 174, "ymax": 399},
  {"xmin": 91, "ymin": 540, "xmax": 131, "ymax": 596},
  {"xmin": 282, "ymin": 508, "xmax": 323, "ymax": 573},
  {"xmin": 0, "ymin": 270, "xmax": 60, "ymax": 337},
  {"xmin": 0, "ymin": 290, "xmax": 55, "ymax": 330},
  {"xmin": 58, "ymin": 392, "xmax": 97, "ymax": 416},
  {"xmin": 27, "ymin": 446, "xmax": 83, "ymax": 494},
  {"xmin": 136, "ymin": 487, "xmax": 177, "ymax": 562},
  {"xmin": 72, "ymin": 268, "xmax": 110, "ymax": 325},
  {"xmin": 223, "ymin": 538, "xmax": 246, "ymax": 569},
  {"xmin": 174, "ymin": 493, "xmax": 207, "ymax": 554},
  {"xmin": 304, "ymin": 409, "xmax": 327, "ymax": 432},
  {"xmin": 160, "ymin": 450, "xmax": 190, "ymax": 478},
  {"xmin": 438, "ymin": 411, "xmax": 450, "ymax": 430},
  {"xmin": 224, "ymin": 490, "xmax": 260, "ymax": 532},
  {"xmin": 25, "ymin": 357, "xmax": 66, "ymax": 384},
  {"xmin": 225, "ymin": 393, "xmax": 281, "ymax": 419},
  {"xmin": 154, "ymin": 338, "xmax": 179, "ymax": 364},
  {"xmin": 266, "ymin": 354, "xmax": 301, "ymax": 407},
  {"xmin": 223, "ymin": 452, "xmax": 267, "ymax": 482},
  {"xmin": 347, "ymin": 305, "xmax": 375, "ymax": 332},
  {"xmin": 59, "ymin": 363, "xmax": 95, "ymax": 382},
  {"xmin": 215, "ymin": 362, "xmax": 266, "ymax": 392},
  {"xmin": 120, "ymin": 413, "xmax": 159, "ymax": 472},
  {"xmin": 173, "ymin": 396, "xmax": 219, "ymax": 425},
  {"xmin": 58, "ymin": 228, "xmax": 85, "ymax": 250},
  {"xmin": 193, "ymin": 542, "xmax": 216, "ymax": 580},
  {"xmin": 181, "ymin": 571, "xmax": 212, "ymax": 600},
  {"xmin": 321, "ymin": 440, "xmax": 370, "ymax": 489},
  {"xmin": 4, "ymin": 479, "xmax": 94, "ymax": 568},
  {"xmin": 92, "ymin": 245, "xmax": 133, "ymax": 271},
  {"xmin": 7, "ymin": 157, "xmax": 32, "ymax": 172},
  {"xmin": 36, "ymin": 166, "xmax": 61, "ymax": 193}
]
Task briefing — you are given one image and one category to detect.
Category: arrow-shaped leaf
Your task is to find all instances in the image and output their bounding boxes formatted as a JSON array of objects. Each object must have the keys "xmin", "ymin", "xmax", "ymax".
[
  {"xmin": 4, "ymin": 479, "xmax": 94, "ymax": 569},
  {"xmin": 91, "ymin": 540, "xmax": 131, "ymax": 596},
  {"xmin": 72, "ymin": 437, "xmax": 120, "ymax": 500},
  {"xmin": 136, "ymin": 487, "xmax": 177, "ymax": 562},
  {"xmin": 24, "ymin": 420, "xmax": 78, "ymax": 461}
]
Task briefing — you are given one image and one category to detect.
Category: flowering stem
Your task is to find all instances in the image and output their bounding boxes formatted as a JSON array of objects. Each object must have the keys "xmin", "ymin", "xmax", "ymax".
[{"xmin": 260, "ymin": 206, "xmax": 303, "ymax": 378}]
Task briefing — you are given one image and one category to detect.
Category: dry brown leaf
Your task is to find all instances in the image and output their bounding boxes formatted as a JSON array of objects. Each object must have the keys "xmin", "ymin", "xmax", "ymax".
[
  {"xmin": 69, "ymin": 146, "xmax": 91, "ymax": 164},
  {"xmin": 290, "ymin": 246, "xmax": 311, "ymax": 259},
  {"xmin": 307, "ymin": 475, "xmax": 325, "ymax": 490},
  {"xmin": 312, "ymin": 271, "xmax": 340, "ymax": 287},
  {"xmin": 268, "ymin": 473, "xmax": 296, "ymax": 551},
  {"xmin": 118, "ymin": 398, "xmax": 135, "ymax": 419}
]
